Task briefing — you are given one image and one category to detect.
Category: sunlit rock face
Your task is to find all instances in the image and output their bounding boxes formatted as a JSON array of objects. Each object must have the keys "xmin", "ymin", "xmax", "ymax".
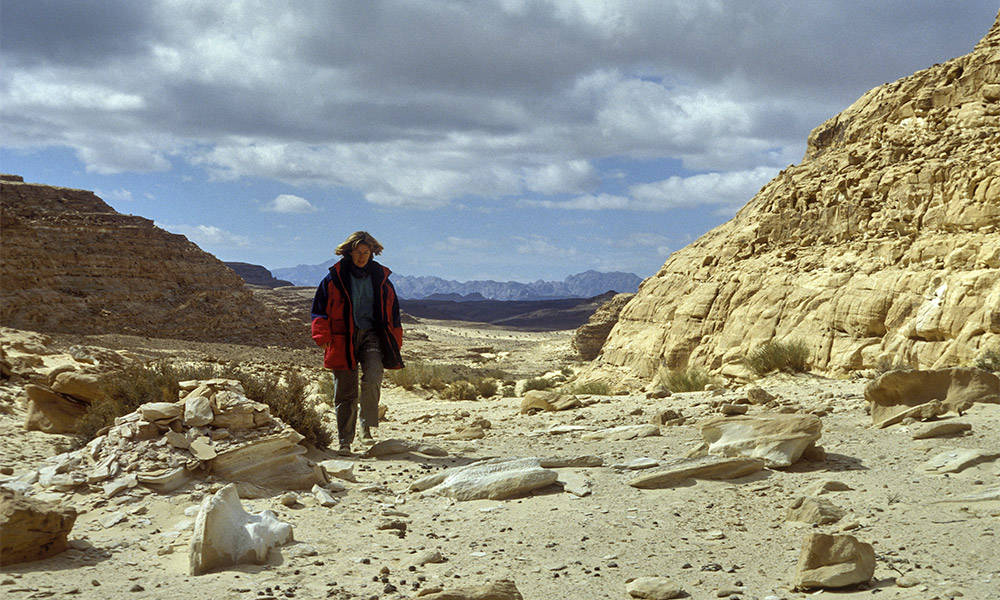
[
  {"xmin": 0, "ymin": 177, "xmax": 304, "ymax": 346},
  {"xmin": 595, "ymin": 12, "xmax": 1000, "ymax": 379}
]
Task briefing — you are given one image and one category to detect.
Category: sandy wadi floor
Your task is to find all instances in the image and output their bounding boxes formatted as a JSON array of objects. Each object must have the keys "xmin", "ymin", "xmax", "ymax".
[{"xmin": 1, "ymin": 321, "xmax": 998, "ymax": 600}]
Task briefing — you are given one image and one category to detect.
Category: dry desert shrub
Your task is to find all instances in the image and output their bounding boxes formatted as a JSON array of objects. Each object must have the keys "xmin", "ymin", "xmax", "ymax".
[
  {"xmin": 655, "ymin": 366, "xmax": 716, "ymax": 392},
  {"xmin": 562, "ymin": 380, "xmax": 611, "ymax": 395},
  {"xmin": 386, "ymin": 360, "xmax": 507, "ymax": 396},
  {"xmin": 521, "ymin": 377, "xmax": 557, "ymax": 394},
  {"xmin": 744, "ymin": 340, "xmax": 810, "ymax": 377},
  {"xmin": 974, "ymin": 347, "xmax": 1000, "ymax": 372},
  {"xmin": 440, "ymin": 380, "xmax": 478, "ymax": 400}
]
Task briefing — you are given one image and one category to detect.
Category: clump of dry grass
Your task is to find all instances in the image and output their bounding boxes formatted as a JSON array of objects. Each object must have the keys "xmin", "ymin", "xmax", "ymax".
[
  {"xmin": 561, "ymin": 380, "xmax": 611, "ymax": 395},
  {"xmin": 386, "ymin": 361, "xmax": 508, "ymax": 399},
  {"xmin": 744, "ymin": 340, "xmax": 810, "ymax": 376},
  {"xmin": 521, "ymin": 377, "xmax": 557, "ymax": 394},
  {"xmin": 655, "ymin": 366, "xmax": 717, "ymax": 392}
]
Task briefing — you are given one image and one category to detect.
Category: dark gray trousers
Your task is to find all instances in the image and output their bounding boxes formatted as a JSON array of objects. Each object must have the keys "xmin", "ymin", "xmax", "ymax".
[{"xmin": 332, "ymin": 328, "xmax": 383, "ymax": 446}]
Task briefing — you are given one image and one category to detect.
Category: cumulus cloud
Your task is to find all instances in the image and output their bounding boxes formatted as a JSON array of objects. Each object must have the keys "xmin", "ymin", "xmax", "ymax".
[
  {"xmin": 156, "ymin": 222, "xmax": 250, "ymax": 249},
  {"xmin": 431, "ymin": 236, "xmax": 489, "ymax": 251},
  {"xmin": 516, "ymin": 236, "xmax": 578, "ymax": 258},
  {"xmin": 264, "ymin": 194, "xmax": 317, "ymax": 213}
]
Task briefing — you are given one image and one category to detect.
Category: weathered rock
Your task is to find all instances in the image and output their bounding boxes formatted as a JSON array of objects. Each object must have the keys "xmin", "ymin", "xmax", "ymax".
[
  {"xmin": 518, "ymin": 391, "xmax": 581, "ymax": 414},
  {"xmin": 140, "ymin": 402, "xmax": 183, "ymax": 422},
  {"xmin": 572, "ymin": 292, "xmax": 634, "ymax": 360},
  {"xmin": 589, "ymin": 16, "xmax": 1000, "ymax": 381},
  {"xmin": 555, "ymin": 471, "xmax": 591, "ymax": 497},
  {"xmin": 538, "ymin": 455, "xmax": 604, "ymax": 468},
  {"xmin": 923, "ymin": 448, "xmax": 1000, "ymax": 473},
  {"xmin": 700, "ymin": 414, "xmax": 822, "ymax": 468},
  {"xmin": 24, "ymin": 384, "xmax": 89, "ymax": 434},
  {"xmin": 802, "ymin": 479, "xmax": 853, "ymax": 496},
  {"xmin": 629, "ymin": 456, "xmax": 765, "ymax": 489},
  {"xmin": 189, "ymin": 437, "xmax": 217, "ymax": 461},
  {"xmin": 51, "ymin": 372, "xmax": 106, "ymax": 403},
  {"xmin": 418, "ymin": 579, "xmax": 523, "ymax": 600},
  {"xmin": 866, "ymin": 368, "xmax": 1000, "ymax": 426},
  {"xmin": 411, "ymin": 457, "xmax": 558, "ymax": 501},
  {"xmin": 873, "ymin": 399, "xmax": 946, "ymax": 428},
  {"xmin": 211, "ymin": 429, "xmax": 322, "ymax": 489},
  {"xmin": 0, "ymin": 179, "xmax": 305, "ymax": 346},
  {"xmin": 318, "ymin": 459, "xmax": 356, "ymax": 482},
  {"xmin": 794, "ymin": 533, "xmax": 875, "ymax": 590},
  {"xmin": 364, "ymin": 438, "xmax": 447, "ymax": 457},
  {"xmin": 649, "ymin": 408, "xmax": 685, "ymax": 426},
  {"xmin": 0, "ymin": 489, "xmax": 78, "ymax": 565},
  {"xmin": 445, "ymin": 425, "xmax": 485, "ymax": 440},
  {"xmin": 626, "ymin": 576, "xmax": 685, "ymax": 599},
  {"xmin": 911, "ymin": 421, "xmax": 972, "ymax": 439},
  {"xmin": 211, "ymin": 390, "xmax": 271, "ymax": 429},
  {"xmin": 581, "ymin": 424, "xmax": 660, "ymax": 441},
  {"xmin": 787, "ymin": 497, "xmax": 847, "ymax": 525},
  {"xmin": 188, "ymin": 484, "xmax": 293, "ymax": 575},
  {"xmin": 746, "ymin": 386, "xmax": 776, "ymax": 405},
  {"xmin": 184, "ymin": 394, "xmax": 214, "ymax": 427}
]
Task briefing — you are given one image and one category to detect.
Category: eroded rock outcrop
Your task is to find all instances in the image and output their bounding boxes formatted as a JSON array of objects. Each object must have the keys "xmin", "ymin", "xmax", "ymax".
[
  {"xmin": 594, "ymin": 13, "xmax": 1000, "ymax": 379},
  {"xmin": 573, "ymin": 292, "xmax": 634, "ymax": 360},
  {"xmin": 0, "ymin": 489, "xmax": 77, "ymax": 565},
  {"xmin": 0, "ymin": 178, "xmax": 304, "ymax": 346}
]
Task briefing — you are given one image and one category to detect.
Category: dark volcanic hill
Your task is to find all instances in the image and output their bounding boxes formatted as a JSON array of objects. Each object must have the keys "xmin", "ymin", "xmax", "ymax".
[{"xmin": 224, "ymin": 262, "xmax": 294, "ymax": 288}]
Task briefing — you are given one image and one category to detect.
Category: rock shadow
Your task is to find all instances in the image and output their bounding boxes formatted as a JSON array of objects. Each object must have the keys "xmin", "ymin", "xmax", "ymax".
[{"xmin": 785, "ymin": 453, "xmax": 867, "ymax": 473}]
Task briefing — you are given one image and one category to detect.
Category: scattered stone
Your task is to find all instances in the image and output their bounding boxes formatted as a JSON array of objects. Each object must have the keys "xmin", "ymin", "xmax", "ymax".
[
  {"xmin": 278, "ymin": 492, "xmax": 299, "ymax": 507},
  {"xmin": 896, "ymin": 574, "xmax": 921, "ymax": 588},
  {"xmin": 629, "ymin": 456, "xmax": 765, "ymax": 489},
  {"xmin": 786, "ymin": 497, "xmax": 847, "ymax": 525},
  {"xmin": 139, "ymin": 402, "xmax": 182, "ymax": 422},
  {"xmin": 51, "ymin": 371, "xmax": 106, "ymax": 403},
  {"xmin": 189, "ymin": 437, "xmax": 217, "ymax": 461},
  {"xmin": 364, "ymin": 438, "xmax": 448, "ymax": 457},
  {"xmin": 911, "ymin": 421, "xmax": 972, "ymax": 439},
  {"xmin": 923, "ymin": 448, "xmax": 1000, "ymax": 473},
  {"xmin": 649, "ymin": 408, "xmax": 685, "ymax": 426},
  {"xmin": 802, "ymin": 480, "xmax": 853, "ymax": 496},
  {"xmin": 98, "ymin": 511, "xmax": 126, "ymax": 528},
  {"xmin": 411, "ymin": 457, "xmax": 558, "ymax": 501},
  {"xmin": 102, "ymin": 474, "xmax": 138, "ymax": 498},
  {"xmin": 700, "ymin": 414, "xmax": 822, "ymax": 468},
  {"xmin": 519, "ymin": 391, "xmax": 582, "ymax": 414},
  {"xmin": 188, "ymin": 483, "xmax": 293, "ymax": 575},
  {"xmin": 720, "ymin": 403, "xmax": 748, "ymax": 416},
  {"xmin": 0, "ymin": 489, "xmax": 77, "ymax": 565},
  {"xmin": 874, "ymin": 399, "xmax": 946, "ymax": 428},
  {"xmin": 613, "ymin": 457, "xmax": 660, "ymax": 470},
  {"xmin": 746, "ymin": 386, "xmax": 776, "ymax": 405},
  {"xmin": 211, "ymin": 428, "xmax": 323, "ymax": 490},
  {"xmin": 581, "ymin": 424, "xmax": 660, "ymax": 441},
  {"xmin": 417, "ymin": 579, "xmax": 523, "ymax": 600},
  {"xmin": 626, "ymin": 576, "xmax": 685, "ymax": 599},
  {"xmin": 538, "ymin": 455, "xmax": 603, "ymax": 468},
  {"xmin": 164, "ymin": 430, "xmax": 190, "ymax": 449},
  {"xmin": 555, "ymin": 471, "xmax": 591, "ymax": 497},
  {"xmin": 794, "ymin": 533, "xmax": 875, "ymax": 590},
  {"xmin": 184, "ymin": 394, "xmax": 214, "ymax": 427},
  {"xmin": 414, "ymin": 549, "xmax": 445, "ymax": 566},
  {"xmin": 318, "ymin": 460, "xmax": 356, "ymax": 482}
]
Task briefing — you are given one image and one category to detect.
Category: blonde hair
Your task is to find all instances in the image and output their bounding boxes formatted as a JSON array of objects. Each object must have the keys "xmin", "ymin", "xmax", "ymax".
[{"xmin": 335, "ymin": 231, "xmax": 384, "ymax": 256}]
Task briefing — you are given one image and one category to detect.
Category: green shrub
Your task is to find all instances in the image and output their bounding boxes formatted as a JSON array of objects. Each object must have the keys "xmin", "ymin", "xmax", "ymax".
[
  {"xmin": 475, "ymin": 378, "xmax": 499, "ymax": 398},
  {"xmin": 236, "ymin": 369, "xmax": 331, "ymax": 449},
  {"xmin": 744, "ymin": 340, "xmax": 810, "ymax": 376},
  {"xmin": 563, "ymin": 380, "xmax": 611, "ymax": 395},
  {"xmin": 385, "ymin": 361, "xmax": 509, "ymax": 392},
  {"xmin": 499, "ymin": 383, "xmax": 516, "ymax": 397},
  {"xmin": 77, "ymin": 361, "xmax": 187, "ymax": 442},
  {"xmin": 975, "ymin": 347, "xmax": 1000, "ymax": 372},
  {"xmin": 440, "ymin": 380, "xmax": 478, "ymax": 401},
  {"xmin": 655, "ymin": 366, "xmax": 716, "ymax": 392},
  {"xmin": 521, "ymin": 377, "xmax": 557, "ymax": 394}
]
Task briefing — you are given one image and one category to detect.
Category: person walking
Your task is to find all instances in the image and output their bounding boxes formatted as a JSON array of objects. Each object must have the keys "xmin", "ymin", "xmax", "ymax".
[{"xmin": 311, "ymin": 231, "xmax": 403, "ymax": 455}]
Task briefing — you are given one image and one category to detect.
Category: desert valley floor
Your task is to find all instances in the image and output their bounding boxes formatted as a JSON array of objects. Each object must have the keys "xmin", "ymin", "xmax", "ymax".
[{"xmin": 1, "ymin": 317, "xmax": 998, "ymax": 600}]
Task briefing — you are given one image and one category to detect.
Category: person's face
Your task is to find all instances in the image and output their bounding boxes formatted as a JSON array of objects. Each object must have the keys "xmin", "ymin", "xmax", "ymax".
[{"xmin": 350, "ymin": 243, "xmax": 372, "ymax": 268}]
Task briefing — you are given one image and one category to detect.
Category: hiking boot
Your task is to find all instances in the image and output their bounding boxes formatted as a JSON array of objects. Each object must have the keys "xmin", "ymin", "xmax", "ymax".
[
  {"xmin": 336, "ymin": 443, "xmax": 352, "ymax": 456},
  {"xmin": 360, "ymin": 426, "xmax": 374, "ymax": 442}
]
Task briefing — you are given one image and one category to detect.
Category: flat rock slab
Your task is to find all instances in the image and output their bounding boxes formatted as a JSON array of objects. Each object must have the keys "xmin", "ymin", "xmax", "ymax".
[
  {"xmin": 318, "ymin": 459, "xmax": 356, "ymax": 482},
  {"xmin": 555, "ymin": 471, "xmax": 591, "ymax": 497},
  {"xmin": 581, "ymin": 424, "xmax": 660, "ymax": 441},
  {"xmin": 922, "ymin": 448, "xmax": 1000, "ymax": 473},
  {"xmin": 911, "ymin": 421, "xmax": 972, "ymax": 439},
  {"xmin": 364, "ymin": 438, "xmax": 447, "ymax": 457},
  {"xmin": 626, "ymin": 576, "xmax": 685, "ymax": 599},
  {"xmin": 140, "ymin": 402, "xmax": 182, "ymax": 421},
  {"xmin": 794, "ymin": 533, "xmax": 875, "ymax": 590},
  {"xmin": 538, "ymin": 455, "xmax": 603, "ymax": 468},
  {"xmin": 700, "ymin": 413, "xmax": 822, "ymax": 468},
  {"xmin": 629, "ymin": 456, "xmax": 765, "ymax": 489},
  {"xmin": 874, "ymin": 399, "xmax": 945, "ymax": 428},
  {"xmin": 411, "ymin": 457, "xmax": 558, "ymax": 501},
  {"xmin": 418, "ymin": 579, "xmax": 523, "ymax": 600},
  {"xmin": 189, "ymin": 483, "xmax": 293, "ymax": 575}
]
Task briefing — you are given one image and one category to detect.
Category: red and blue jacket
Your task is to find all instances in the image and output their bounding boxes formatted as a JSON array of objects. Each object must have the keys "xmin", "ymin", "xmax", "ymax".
[{"xmin": 310, "ymin": 258, "xmax": 404, "ymax": 370}]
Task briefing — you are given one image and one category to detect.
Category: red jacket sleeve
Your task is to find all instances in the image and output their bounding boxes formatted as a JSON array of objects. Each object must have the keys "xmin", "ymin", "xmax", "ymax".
[{"xmin": 310, "ymin": 280, "xmax": 332, "ymax": 346}]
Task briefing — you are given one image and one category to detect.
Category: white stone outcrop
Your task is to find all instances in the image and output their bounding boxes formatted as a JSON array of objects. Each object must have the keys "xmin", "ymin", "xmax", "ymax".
[
  {"xmin": 700, "ymin": 414, "xmax": 822, "ymax": 468},
  {"xmin": 188, "ymin": 484, "xmax": 293, "ymax": 575},
  {"xmin": 410, "ymin": 457, "xmax": 558, "ymax": 501}
]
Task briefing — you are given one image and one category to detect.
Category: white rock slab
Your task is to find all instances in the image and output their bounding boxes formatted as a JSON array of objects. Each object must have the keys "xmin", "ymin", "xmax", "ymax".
[
  {"xmin": 410, "ymin": 457, "xmax": 558, "ymax": 501},
  {"xmin": 556, "ymin": 471, "xmax": 591, "ymax": 497},
  {"xmin": 312, "ymin": 484, "xmax": 338, "ymax": 507},
  {"xmin": 140, "ymin": 402, "xmax": 182, "ymax": 421},
  {"xmin": 922, "ymin": 448, "xmax": 1000, "ymax": 473},
  {"xmin": 700, "ymin": 414, "xmax": 822, "ymax": 468},
  {"xmin": 318, "ymin": 459, "xmax": 356, "ymax": 482},
  {"xmin": 184, "ymin": 395, "xmax": 214, "ymax": 427},
  {"xmin": 189, "ymin": 483, "xmax": 293, "ymax": 575}
]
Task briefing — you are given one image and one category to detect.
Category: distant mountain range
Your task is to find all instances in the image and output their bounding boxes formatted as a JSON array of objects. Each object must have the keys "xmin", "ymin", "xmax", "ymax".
[{"xmin": 271, "ymin": 260, "xmax": 642, "ymax": 300}]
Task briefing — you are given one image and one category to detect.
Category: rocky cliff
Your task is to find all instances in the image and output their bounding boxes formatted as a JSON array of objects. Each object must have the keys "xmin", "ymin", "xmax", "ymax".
[
  {"xmin": 224, "ymin": 262, "xmax": 294, "ymax": 288},
  {"xmin": 0, "ymin": 177, "xmax": 307, "ymax": 347},
  {"xmin": 595, "ymin": 12, "xmax": 1000, "ymax": 380}
]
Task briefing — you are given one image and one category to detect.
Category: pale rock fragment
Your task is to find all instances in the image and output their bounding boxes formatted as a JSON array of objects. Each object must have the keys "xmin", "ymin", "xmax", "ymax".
[
  {"xmin": 581, "ymin": 424, "xmax": 659, "ymax": 441},
  {"xmin": 700, "ymin": 414, "xmax": 822, "ymax": 468},
  {"xmin": 411, "ymin": 457, "xmax": 558, "ymax": 501},
  {"xmin": 24, "ymin": 384, "xmax": 89, "ymax": 434},
  {"xmin": 538, "ymin": 455, "xmax": 603, "ymax": 468},
  {"xmin": 102, "ymin": 473, "xmax": 138, "ymax": 498},
  {"xmin": 188, "ymin": 484, "xmax": 293, "ymax": 575},
  {"xmin": 211, "ymin": 390, "xmax": 271, "ymax": 430},
  {"xmin": 802, "ymin": 479, "xmax": 853, "ymax": 497},
  {"xmin": 364, "ymin": 438, "xmax": 447, "ymax": 457},
  {"xmin": 189, "ymin": 437, "xmax": 217, "ymax": 461},
  {"xmin": 140, "ymin": 402, "xmax": 182, "ymax": 422},
  {"xmin": 0, "ymin": 489, "xmax": 78, "ymax": 566},
  {"xmin": 184, "ymin": 395, "xmax": 214, "ymax": 427},
  {"xmin": 555, "ymin": 471, "xmax": 591, "ymax": 497},
  {"xmin": 417, "ymin": 579, "xmax": 523, "ymax": 600},
  {"xmin": 164, "ymin": 430, "xmax": 190, "ymax": 449},
  {"xmin": 922, "ymin": 448, "xmax": 1000, "ymax": 473},
  {"xmin": 211, "ymin": 429, "xmax": 323, "ymax": 490},
  {"xmin": 626, "ymin": 576, "xmax": 685, "ymax": 599},
  {"xmin": 794, "ymin": 533, "xmax": 875, "ymax": 589},
  {"xmin": 786, "ymin": 497, "xmax": 847, "ymax": 525},
  {"xmin": 318, "ymin": 459, "xmax": 356, "ymax": 482},
  {"xmin": 865, "ymin": 368, "xmax": 1000, "ymax": 426},
  {"xmin": 51, "ymin": 371, "xmax": 106, "ymax": 403},
  {"xmin": 911, "ymin": 421, "xmax": 972, "ymax": 439}
]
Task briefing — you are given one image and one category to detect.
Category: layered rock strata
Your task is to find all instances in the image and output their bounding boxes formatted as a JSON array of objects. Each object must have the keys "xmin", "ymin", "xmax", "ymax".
[
  {"xmin": 0, "ymin": 178, "xmax": 305, "ymax": 346},
  {"xmin": 595, "ymin": 13, "xmax": 1000, "ymax": 379}
]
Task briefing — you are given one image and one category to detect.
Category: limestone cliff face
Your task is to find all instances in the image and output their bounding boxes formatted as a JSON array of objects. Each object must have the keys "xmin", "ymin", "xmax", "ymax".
[
  {"xmin": 0, "ymin": 178, "xmax": 307, "ymax": 347},
  {"xmin": 596, "ymin": 12, "xmax": 1000, "ymax": 379}
]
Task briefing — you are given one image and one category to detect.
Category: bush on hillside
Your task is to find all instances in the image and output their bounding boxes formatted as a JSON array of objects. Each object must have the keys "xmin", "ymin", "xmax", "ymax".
[
  {"xmin": 521, "ymin": 377, "xmax": 557, "ymax": 394},
  {"xmin": 744, "ymin": 340, "xmax": 810, "ymax": 376},
  {"xmin": 562, "ymin": 380, "xmax": 611, "ymax": 395},
  {"xmin": 440, "ymin": 380, "xmax": 479, "ymax": 401}
]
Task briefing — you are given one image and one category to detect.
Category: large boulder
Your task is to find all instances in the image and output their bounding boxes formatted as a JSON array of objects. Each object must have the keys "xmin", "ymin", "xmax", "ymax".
[
  {"xmin": 0, "ymin": 489, "xmax": 77, "ymax": 565},
  {"xmin": 23, "ymin": 384, "xmax": 89, "ymax": 434},
  {"xmin": 188, "ymin": 484, "xmax": 293, "ymax": 575},
  {"xmin": 865, "ymin": 367, "xmax": 1000, "ymax": 426},
  {"xmin": 700, "ymin": 413, "xmax": 822, "ymax": 468}
]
